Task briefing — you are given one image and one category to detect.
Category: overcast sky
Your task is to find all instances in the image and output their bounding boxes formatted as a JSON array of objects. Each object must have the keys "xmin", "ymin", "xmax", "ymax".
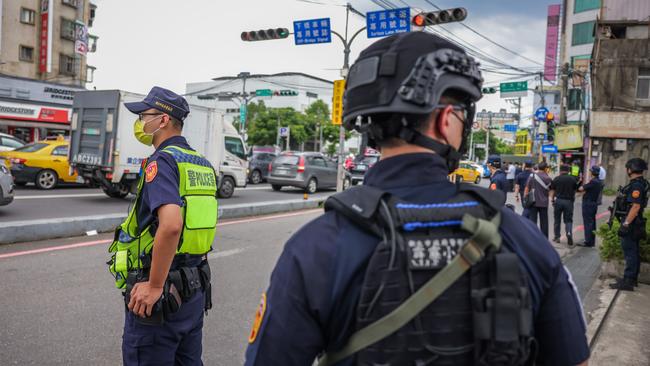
[{"xmin": 86, "ymin": 0, "xmax": 560, "ymax": 122}]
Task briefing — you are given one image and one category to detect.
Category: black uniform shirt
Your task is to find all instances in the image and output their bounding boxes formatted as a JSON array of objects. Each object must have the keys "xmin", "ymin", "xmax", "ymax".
[
  {"xmin": 582, "ymin": 177, "xmax": 603, "ymax": 203},
  {"xmin": 550, "ymin": 173, "xmax": 580, "ymax": 201}
]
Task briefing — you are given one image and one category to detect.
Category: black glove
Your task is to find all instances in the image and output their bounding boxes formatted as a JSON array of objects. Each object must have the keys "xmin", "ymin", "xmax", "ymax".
[{"xmin": 618, "ymin": 224, "xmax": 631, "ymax": 237}]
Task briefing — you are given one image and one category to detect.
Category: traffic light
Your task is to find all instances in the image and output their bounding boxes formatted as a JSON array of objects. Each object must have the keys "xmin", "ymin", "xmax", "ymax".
[
  {"xmin": 482, "ymin": 87, "xmax": 497, "ymax": 94},
  {"xmin": 546, "ymin": 112, "xmax": 555, "ymax": 142},
  {"xmin": 241, "ymin": 28, "xmax": 290, "ymax": 42},
  {"xmin": 273, "ymin": 90, "xmax": 298, "ymax": 96},
  {"xmin": 412, "ymin": 7, "xmax": 467, "ymax": 27}
]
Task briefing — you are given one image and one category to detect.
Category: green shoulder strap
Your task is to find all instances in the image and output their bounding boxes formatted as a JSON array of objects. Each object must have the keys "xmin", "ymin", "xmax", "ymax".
[{"xmin": 317, "ymin": 212, "xmax": 502, "ymax": 366}]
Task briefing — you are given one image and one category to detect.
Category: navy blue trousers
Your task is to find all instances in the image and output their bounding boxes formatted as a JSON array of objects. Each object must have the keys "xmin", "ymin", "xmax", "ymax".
[
  {"xmin": 123, "ymin": 291, "xmax": 205, "ymax": 366},
  {"xmin": 581, "ymin": 201, "xmax": 598, "ymax": 246},
  {"xmin": 620, "ymin": 233, "xmax": 641, "ymax": 281}
]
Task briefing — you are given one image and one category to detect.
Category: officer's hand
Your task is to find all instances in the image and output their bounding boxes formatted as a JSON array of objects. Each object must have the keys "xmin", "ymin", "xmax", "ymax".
[
  {"xmin": 618, "ymin": 224, "xmax": 631, "ymax": 237},
  {"xmin": 127, "ymin": 281, "xmax": 163, "ymax": 318}
]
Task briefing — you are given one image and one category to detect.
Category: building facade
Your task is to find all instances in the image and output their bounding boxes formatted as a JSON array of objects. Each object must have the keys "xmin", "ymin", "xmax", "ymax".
[
  {"xmin": 0, "ymin": 0, "xmax": 98, "ymax": 86},
  {"xmin": 589, "ymin": 0, "xmax": 650, "ymax": 188}
]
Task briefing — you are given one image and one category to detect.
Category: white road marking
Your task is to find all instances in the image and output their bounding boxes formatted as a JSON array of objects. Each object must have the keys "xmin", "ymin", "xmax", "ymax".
[{"xmin": 15, "ymin": 193, "xmax": 107, "ymax": 200}]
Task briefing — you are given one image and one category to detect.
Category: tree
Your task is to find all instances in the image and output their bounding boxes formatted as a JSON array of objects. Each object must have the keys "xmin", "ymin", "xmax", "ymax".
[{"xmin": 470, "ymin": 130, "xmax": 514, "ymax": 161}]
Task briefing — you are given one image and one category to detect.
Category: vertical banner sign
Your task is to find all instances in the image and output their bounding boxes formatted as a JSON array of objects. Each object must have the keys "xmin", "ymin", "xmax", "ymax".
[
  {"xmin": 515, "ymin": 130, "xmax": 530, "ymax": 156},
  {"xmin": 75, "ymin": 22, "xmax": 89, "ymax": 55},
  {"xmin": 39, "ymin": 0, "xmax": 53, "ymax": 73},
  {"xmin": 331, "ymin": 80, "xmax": 345, "ymax": 125},
  {"xmin": 544, "ymin": 4, "xmax": 561, "ymax": 82}
]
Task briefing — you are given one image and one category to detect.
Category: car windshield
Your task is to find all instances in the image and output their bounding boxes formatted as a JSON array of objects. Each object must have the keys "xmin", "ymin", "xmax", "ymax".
[
  {"xmin": 359, "ymin": 156, "xmax": 379, "ymax": 165},
  {"xmin": 13, "ymin": 143, "xmax": 48, "ymax": 153},
  {"xmin": 274, "ymin": 155, "xmax": 300, "ymax": 165}
]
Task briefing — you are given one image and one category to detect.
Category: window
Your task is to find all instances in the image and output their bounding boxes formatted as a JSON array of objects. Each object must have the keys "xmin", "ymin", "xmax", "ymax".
[
  {"xmin": 1, "ymin": 137, "xmax": 25, "ymax": 149},
  {"xmin": 19, "ymin": 46, "xmax": 34, "ymax": 62},
  {"xmin": 572, "ymin": 21, "xmax": 596, "ymax": 45},
  {"xmin": 636, "ymin": 69, "xmax": 650, "ymax": 100},
  {"xmin": 274, "ymin": 155, "xmax": 299, "ymax": 165},
  {"xmin": 310, "ymin": 157, "xmax": 326, "ymax": 167},
  {"xmin": 224, "ymin": 137, "xmax": 247, "ymax": 160},
  {"xmin": 20, "ymin": 8, "xmax": 36, "ymax": 25},
  {"xmin": 14, "ymin": 143, "xmax": 48, "ymax": 153},
  {"xmin": 62, "ymin": 0, "xmax": 79, "ymax": 8},
  {"xmin": 61, "ymin": 18, "xmax": 76, "ymax": 40},
  {"xmin": 59, "ymin": 54, "xmax": 75, "ymax": 75},
  {"xmin": 52, "ymin": 146, "xmax": 69, "ymax": 156},
  {"xmin": 574, "ymin": 0, "xmax": 600, "ymax": 13},
  {"xmin": 568, "ymin": 89, "xmax": 584, "ymax": 110}
]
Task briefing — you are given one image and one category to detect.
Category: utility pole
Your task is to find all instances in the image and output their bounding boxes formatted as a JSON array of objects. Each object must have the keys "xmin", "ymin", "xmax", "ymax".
[
  {"xmin": 517, "ymin": 96, "xmax": 522, "ymax": 128},
  {"xmin": 331, "ymin": 3, "xmax": 366, "ymax": 192},
  {"xmin": 239, "ymin": 72, "xmax": 251, "ymax": 135},
  {"xmin": 559, "ymin": 63, "xmax": 569, "ymax": 124}
]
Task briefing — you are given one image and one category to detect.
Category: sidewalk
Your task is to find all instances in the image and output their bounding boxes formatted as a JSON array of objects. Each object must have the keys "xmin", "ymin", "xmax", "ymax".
[{"xmin": 587, "ymin": 281, "xmax": 650, "ymax": 366}]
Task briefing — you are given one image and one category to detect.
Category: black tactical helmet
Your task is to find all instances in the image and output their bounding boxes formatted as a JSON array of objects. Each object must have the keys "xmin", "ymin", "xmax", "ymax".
[
  {"xmin": 625, "ymin": 158, "xmax": 648, "ymax": 173},
  {"xmin": 342, "ymin": 32, "xmax": 483, "ymax": 172}
]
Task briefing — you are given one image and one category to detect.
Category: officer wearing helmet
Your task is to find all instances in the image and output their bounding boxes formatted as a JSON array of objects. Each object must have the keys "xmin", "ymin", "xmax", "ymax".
[
  {"xmin": 487, "ymin": 154, "xmax": 508, "ymax": 193},
  {"xmin": 610, "ymin": 158, "xmax": 649, "ymax": 291},
  {"xmin": 244, "ymin": 32, "xmax": 589, "ymax": 366}
]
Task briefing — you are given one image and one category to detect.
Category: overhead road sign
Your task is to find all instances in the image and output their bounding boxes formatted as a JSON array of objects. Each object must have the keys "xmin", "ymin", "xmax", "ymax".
[
  {"xmin": 255, "ymin": 89, "xmax": 272, "ymax": 97},
  {"xmin": 366, "ymin": 8, "xmax": 410, "ymax": 39},
  {"xmin": 500, "ymin": 81, "xmax": 528, "ymax": 98},
  {"xmin": 503, "ymin": 124, "xmax": 518, "ymax": 132},
  {"xmin": 476, "ymin": 112, "xmax": 518, "ymax": 119},
  {"xmin": 293, "ymin": 18, "xmax": 331, "ymax": 45}
]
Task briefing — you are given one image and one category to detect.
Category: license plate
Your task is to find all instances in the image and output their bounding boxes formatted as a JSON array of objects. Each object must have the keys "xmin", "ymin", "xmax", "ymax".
[{"xmin": 357, "ymin": 164, "xmax": 367, "ymax": 170}]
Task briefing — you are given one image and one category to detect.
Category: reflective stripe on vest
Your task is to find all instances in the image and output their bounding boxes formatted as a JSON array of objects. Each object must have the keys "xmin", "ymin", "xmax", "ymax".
[{"xmin": 107, "ymin": 145, "xmax": 218, "ymax": 289}]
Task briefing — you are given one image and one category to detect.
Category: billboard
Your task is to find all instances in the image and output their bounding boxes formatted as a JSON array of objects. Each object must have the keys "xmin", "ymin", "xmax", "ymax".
[
  {"xmin": 39, "ymin": 0, "xmax": 54, "ymax": 73},
  {"xmin": 543, "ymin": 4, "xmax": 561, "ymax": 82},
  {"xmin": 555, "ymin": 125, "xmax": 583, "ymax": 150},
  {"xmin": 515, "ymin": 130, "xmax": 531, "ymax": 156}
]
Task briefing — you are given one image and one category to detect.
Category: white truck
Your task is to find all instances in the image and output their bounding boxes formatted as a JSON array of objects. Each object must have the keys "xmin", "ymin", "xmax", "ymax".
[{"xmin": 69, "ymin": 90, "xmax": 248, "ymax": 199}]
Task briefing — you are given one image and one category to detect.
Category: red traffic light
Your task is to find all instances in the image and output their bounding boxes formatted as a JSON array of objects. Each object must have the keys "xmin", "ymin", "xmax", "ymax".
[{"xmin": 412, "ymin": 14, "xmax": 426, "ymax": 27}]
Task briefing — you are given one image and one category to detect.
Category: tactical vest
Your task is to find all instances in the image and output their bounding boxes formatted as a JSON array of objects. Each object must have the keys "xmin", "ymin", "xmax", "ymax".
[
  {"xmin": 321, "ymin": 184, "xmax": 535, "ymax": 366},
  {"xmin": 615, "ymin": 178, "xmax": 650, "ymax": 222},
  {"xmin": 571, "ymin": 166, "xmax": 580, "ymax": 177},
  {"xmin": 108, "ymin": 146, "xmax": 218, "ymax": 289}
]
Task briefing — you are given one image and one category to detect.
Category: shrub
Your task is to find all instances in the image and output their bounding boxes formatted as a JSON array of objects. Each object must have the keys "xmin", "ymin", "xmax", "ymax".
[{"xmin": 597, "ymin": 211, "xmax": 650, "ymax": 263}]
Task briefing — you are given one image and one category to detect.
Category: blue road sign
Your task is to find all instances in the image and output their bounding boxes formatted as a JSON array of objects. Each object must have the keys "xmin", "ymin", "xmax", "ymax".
[
  {"xmin": 366, "ymin": 7, "xmax": 410, "ymax": 39},
  {"xmin": 279, "ymin": 127, "xmax": 290, "ymax": 137},
  {"xmin": 541, "ymin": 144, "xmax": 558, "ymax": 153},
  {"xmin": 503, "ymin": 124, "xmax": 517, "ymax": 132},
  {"xmin": 535, "ymin": 107, "xmax": 549, "ymax": 121},
  {"xmin": 293, "ymin": 18, "xmax": 331, "ymax": 45}
]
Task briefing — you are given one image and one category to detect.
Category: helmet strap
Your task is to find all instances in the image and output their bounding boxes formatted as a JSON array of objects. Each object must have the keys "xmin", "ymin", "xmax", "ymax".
[{"xmin": 397, "ymin": 123, "xmax": 461, "ymax": 173}]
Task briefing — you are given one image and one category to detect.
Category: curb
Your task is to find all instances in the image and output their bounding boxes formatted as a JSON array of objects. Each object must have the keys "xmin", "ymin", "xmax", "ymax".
[{"xmin": 0, "ymin": 198, "xmax": 326, "ymax": 244}]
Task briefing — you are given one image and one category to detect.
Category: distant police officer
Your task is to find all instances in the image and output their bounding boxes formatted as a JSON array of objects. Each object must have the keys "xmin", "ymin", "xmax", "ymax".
[
  {"xmin": 514, "ymin": 160, "xmax": 533, "ymax": 217},
  {"xmin": 108, "ymin": 87, "xmax": 217, "ymax": 365},
  {"xmin": 487, "ymin": 155, "xmax": 508, "ymax": 193},
  {"xmin": 577, "ymin": 166, "xmax": 603, "ymax": 247},
  {"xmin": 610, "ymin": 158, "xmax": 649, "ymax": 291},
  {"xmin": 244, "ymin": 32, "xmax": 589, "ymax": 366},
  {"xmin": 549, "ymin": 164, "xmax": 581, "ymax": 246}
]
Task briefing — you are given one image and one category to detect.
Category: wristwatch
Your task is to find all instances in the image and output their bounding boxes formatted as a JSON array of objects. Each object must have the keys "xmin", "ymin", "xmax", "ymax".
[{"xmin": 623, "ymin": 222, "xmax": 630, "ymax": 227}]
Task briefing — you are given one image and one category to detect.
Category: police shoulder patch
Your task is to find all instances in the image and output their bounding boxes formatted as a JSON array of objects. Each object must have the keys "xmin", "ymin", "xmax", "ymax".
[
  {"xmin": 145, "ymin": 161, "xmax": 158, "ymax": 183},
  {"xmin": 248, "ymin": 293, "xmax": 267, "ymax": 344},
  {"xmin": 632, "ymin": 190, "xmax": 641, "ymax": 198},
  {"xmin": 490, "ymin": 183, "xmax": 497, "ymax": 190}
]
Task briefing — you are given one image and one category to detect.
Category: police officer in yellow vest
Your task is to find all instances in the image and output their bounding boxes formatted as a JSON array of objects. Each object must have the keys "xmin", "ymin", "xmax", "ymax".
[{"xmin": 108, "ymin": 86, "xmax": 217, "ymax": 365}]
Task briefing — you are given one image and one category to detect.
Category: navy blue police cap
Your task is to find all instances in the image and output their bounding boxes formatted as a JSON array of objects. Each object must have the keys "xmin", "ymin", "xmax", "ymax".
[
  {"xmin": 125, "ymin": 86, "xmax": 190, "ymax": 122},
  {"xmin": 487, "ymin": 154, "xmax": 501, "ymax": 167},
  {"xmin": 590, "ymin": 165, "xmax": 601, "ymax": 175}
]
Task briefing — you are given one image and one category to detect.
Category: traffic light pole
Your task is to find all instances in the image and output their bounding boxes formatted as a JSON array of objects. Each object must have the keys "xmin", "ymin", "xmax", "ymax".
[
  {"xmin": 486, "ymin": 112, "xmax": 492, "ymax": 158},
  {"xmin": 331, "ymin": 4, "xmax": 366, "ymax": 192}
]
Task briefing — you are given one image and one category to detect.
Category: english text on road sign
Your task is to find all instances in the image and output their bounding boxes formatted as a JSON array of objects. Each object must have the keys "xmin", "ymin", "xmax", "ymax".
[
  {"xmin": 535, "ymin": 107, "xmax": 549, "ymax": 121},
  {"xmin": 500, "ymin": 81, "xmax": 528, "ymax": 98},
  {"xmin": 542, "ymin": 144, "xmax": 558, "ymax": 153},
  {"xmin": 279, "ymin": 127, "xmax": 290, "ymax": 137},
  {"xmin": 332, "ymin": 79, "xmax": 345, "ymax": 125},
  {"xmin": 366, "ymin": 8, "xmax": 410, "ymax": 39},
  {"xmin": 293, "ymin": 18, "xmax": 331, "ymax": 45}
]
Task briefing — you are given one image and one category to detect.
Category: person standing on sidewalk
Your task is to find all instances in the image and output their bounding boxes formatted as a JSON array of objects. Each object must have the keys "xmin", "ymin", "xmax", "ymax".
[
  {"xmin": 524, "ymin": 162, "xmax": 552, "ymax": 238},
  {"xmin": 610, "ymin": 158, "xmax": 649, "ymax": 291},
  {"xmin": 506, "ymin": 161, "xmax": 516, "ymax": 192},
  {"xmin": 577, "ymin": 166, "xmax": 604, "ymax": 248},
  {"xmin": 487, "ymin": 155, "xmax": 508, "ymax": 193},
  {"xmin": 514, "ymin": 160, "xmax": 533, "ymax": 218},
  {"xmin": 549, "ymin": 164, "xmax": 581, "ymax": 246}
]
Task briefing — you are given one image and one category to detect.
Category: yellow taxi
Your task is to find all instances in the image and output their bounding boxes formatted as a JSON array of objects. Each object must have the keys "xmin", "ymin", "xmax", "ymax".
[
  {"xmin": 449, "ymin": 161, "xmax": 482, "ymax": 184},
  {"xmin": 0, "ymin": 136, "xmax": 78, "ymax": 189}
]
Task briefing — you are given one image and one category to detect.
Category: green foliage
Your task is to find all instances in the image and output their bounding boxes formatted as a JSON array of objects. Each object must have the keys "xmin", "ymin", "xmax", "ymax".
[
  {"xmin": 602, "ymin": 188, "xmax": 617, "ymax": 196},
  {"xmin": 470, "ymin": 130, "xmax": 515, "ymax": 161},
  {"xmin": 245, "ymin": 100, "xmax": 349, "ymax": 150},
  {"xmin": 326, "ymin": 143, "xmax": 338, "ymax": 156},
  {"xmin": 597, "ymin": 211, "xmax": 650, "ymax": 263}
]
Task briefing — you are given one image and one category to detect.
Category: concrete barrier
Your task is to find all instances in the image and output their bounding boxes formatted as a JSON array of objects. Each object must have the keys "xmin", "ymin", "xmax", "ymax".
[{"xmin": 0, "ymin": 197, "xmax": 326, "ymax": 244}]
